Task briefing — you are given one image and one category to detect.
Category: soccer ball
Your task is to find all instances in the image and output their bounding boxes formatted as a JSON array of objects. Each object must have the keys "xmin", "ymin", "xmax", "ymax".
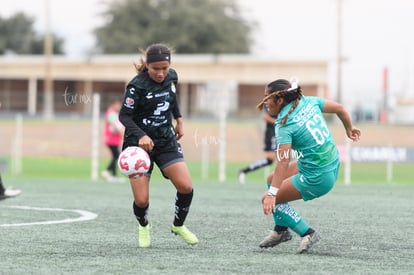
[{"xmin": 118, "ymin": 146, "xmax": 151, "ymax": 178}]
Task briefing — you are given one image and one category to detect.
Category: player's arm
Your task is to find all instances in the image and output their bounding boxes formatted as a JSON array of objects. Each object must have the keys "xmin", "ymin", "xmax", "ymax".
[
  {"xmin": 262, "ymin": 143, "xmax": 291, "ymax": 215},
  {"xmin": 175, "ymin": 117, "xmax": 184, "ymax": 140},
  {"xmin": 322, "ymin": 99, "xmax": 361, "ymax": 142},
  {"xmin": 119, "ymin": 86, "xmax": 146, "ymax": 138},
  {"xmin": 171, "ymin": 83, "xmax": 184, "ymax": 140}
]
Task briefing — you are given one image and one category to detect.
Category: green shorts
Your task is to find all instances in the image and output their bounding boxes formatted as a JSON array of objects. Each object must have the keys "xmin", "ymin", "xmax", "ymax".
[{"xmin": 291, "ymin": 161, "xmax": 340, "ymax": 201}]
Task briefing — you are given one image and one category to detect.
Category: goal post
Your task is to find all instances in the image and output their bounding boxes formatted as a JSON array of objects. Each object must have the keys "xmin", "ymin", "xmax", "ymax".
[
  {"xmin": 11, "ymin": 113, "xmax": 23, "ymax": 176},
  {"xmin": 91, "ymin": 93, "xmax": 100, "ymax": 181}
]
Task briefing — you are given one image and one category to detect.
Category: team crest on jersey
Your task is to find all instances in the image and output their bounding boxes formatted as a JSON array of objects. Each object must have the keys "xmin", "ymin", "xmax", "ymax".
[
  {"xmin": 171, "ymin": 83, "xmax": 176, "ymax": 93},
  {"xmin": 124, "ymin": 97, "xmax": 135, "ymax": 109}
]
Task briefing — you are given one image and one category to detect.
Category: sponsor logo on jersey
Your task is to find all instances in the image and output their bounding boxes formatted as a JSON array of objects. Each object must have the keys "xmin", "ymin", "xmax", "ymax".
[
  {"xmin": 292, "ymin": 103, "xmax": 316, "ymax": 127},
  {"xmin": 146, "ymin": 92, "xmax": 153, "ymax": 99},
  {"xmin": 124, "ymin": 97, "xmax": 135, "ymax": 109},
  {"xmin": 171, "ymin": 83, "xmax": 176, "ymax": 93},
  {"xmin": 154, "ymin": 92, "xmax": 169, "ymax": 98},
  {"xmin": 128, "ymin": 87, "xmax": 135, "ymax": 94},
  {"xmin": 143, "ymin": 118, "xmax": 151, "ymax": 125}
]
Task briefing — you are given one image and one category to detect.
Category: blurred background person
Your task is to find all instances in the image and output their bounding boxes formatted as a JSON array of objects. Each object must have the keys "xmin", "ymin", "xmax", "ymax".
[
  {"xmin": 102, "ymin": 100, "xmax": 124, "ymax": 182},
  {"xmin": 0, "ymin": 102, "xmax": 22, "ymax": 200},
  {"xmin": 238, "ymin": 108, "xmax": 277, "ymax": 184}
]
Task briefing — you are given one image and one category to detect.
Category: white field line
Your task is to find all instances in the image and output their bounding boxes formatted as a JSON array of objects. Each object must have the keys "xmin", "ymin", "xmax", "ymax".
[{"xmin": 0, "ymin": 205, "xmax": 98, "ymax": 227}]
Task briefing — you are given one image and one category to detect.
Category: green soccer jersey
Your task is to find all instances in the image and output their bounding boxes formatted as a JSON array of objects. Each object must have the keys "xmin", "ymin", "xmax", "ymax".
[{"xmin": 275, "ymin": 96, "xmax": 339, "ymax": 177}]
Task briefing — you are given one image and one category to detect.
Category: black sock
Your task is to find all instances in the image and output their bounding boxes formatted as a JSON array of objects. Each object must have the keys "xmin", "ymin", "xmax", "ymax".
[
  {"xmin": 274, "ymin": 225, "xmax": 288, "ymax": 232},
  {"xmin": 173, "ymin": 189, "xmax": 193, "ymax": 226},
  {"xmin": 0, "ymin": 175, "xmax": 4, "ymax": 194},
  {"xmin": 241, "ymin": 158, "xmax": 273, "ymax": 174},
  {"xmin": 133, "ymin": 202, "xmax": 149, "ymax": 226},
  {"xmin": 301, "ymin": 228, "xmax": 315, "ymax": 237}
]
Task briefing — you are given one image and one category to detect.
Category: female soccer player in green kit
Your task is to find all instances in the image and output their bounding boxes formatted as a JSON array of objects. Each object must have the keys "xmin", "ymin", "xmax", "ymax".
[{"xmin": 257, "ymin": 79, "xmax": 361, "ymax": 253}]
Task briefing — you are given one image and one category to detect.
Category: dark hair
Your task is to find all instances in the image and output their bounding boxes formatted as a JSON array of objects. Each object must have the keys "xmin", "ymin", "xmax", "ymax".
[
  {"xmin": 134, "ymin": 43, "xmax": 173, "ymax": 72},
  {"xmin": 256, "ymin": 78, "xmax": 303, "ymax": 126},
  {"xmin": 267, "ymin": 79, "xmax": 291, "ymax": 93}
]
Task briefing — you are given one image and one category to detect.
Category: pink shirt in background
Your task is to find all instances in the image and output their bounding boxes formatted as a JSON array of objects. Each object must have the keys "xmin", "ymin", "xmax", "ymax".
[{"xmin": 104, "ymin": 109, "xmax": 123, "ymax": 146}]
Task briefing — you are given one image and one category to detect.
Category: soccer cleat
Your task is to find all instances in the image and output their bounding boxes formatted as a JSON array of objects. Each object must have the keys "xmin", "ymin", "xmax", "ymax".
[
  {"xmin": 0, "ymin": 188, "xmax": 22, "ymax": 200},
  {"xmin": 171, "ymin": 225, "xmax": 199, "ymax": 245},
  {"xmin": 101, "ymin": 170, "xmax": 112, "ymax": 181},
  {"xmin": 297, "ymin": 231, "xmax": 321, "ymax": 253},
  {"xmin": 138, "ymin": 224, "xmax": 151, "ymax": 248},
  {"xmin": 259, "ymin": 230, "xmax": 292, "ymax": 248},
  {"xmin": 238, "ymin": 171, "xmax": 246, "ymax": 184}
]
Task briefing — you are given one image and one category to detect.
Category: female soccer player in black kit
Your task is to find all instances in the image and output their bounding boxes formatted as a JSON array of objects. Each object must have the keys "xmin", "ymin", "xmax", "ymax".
[{"xmin": 119, "ymin": 43, "xmax": 198, "ymax": 248}]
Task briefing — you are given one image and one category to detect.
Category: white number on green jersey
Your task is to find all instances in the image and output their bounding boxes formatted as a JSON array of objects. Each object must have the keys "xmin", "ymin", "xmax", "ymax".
[{"xmin": 305, "ymin": 114, "xmax": 329, "ymax": 145}]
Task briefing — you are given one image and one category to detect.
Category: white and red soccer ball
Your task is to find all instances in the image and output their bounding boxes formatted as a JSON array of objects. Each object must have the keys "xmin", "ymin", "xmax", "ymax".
[{"xmin": 118, "ymin": 146, "xmax": 151, "ymax": 178}]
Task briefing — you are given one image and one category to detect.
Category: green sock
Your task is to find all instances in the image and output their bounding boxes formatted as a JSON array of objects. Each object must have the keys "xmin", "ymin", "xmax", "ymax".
[
  {"xmin": 266, "ymin": 182, "xmax": 310, "ymax": 235},
  {"xmin": 274, "ymin": 203, "xmax": 310, "ymax": 236}
]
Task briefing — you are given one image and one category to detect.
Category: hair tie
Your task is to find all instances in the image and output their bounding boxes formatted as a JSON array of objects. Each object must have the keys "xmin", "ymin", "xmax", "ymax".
[{"xmin": 287, "ymin": 77, "xmax": 299, "ymax": 91}]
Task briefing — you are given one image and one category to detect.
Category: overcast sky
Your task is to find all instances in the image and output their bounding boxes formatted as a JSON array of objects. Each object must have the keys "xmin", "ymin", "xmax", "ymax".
[{"xmin": 2, "ymin": 0, "xmax": 414, "ymax": 107}]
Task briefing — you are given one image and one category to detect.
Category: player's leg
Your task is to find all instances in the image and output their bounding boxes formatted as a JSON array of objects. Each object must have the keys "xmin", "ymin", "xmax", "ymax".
[
  {"xmin": 238, "ymin": 151, "xmax": 275, "ymax": 184},
  {"xmin": 110, "ymin": 145, "xmax": 121, "ymax": 176},
  {"xmin": 259, "ymin": 161, "xmax": 298, "ymax": 248},
  {"xmin": 130, "ymin": 176, "xmax": 151, "ymax": 247},
  {"xmin": 109, "ymin": 145, "xmax": 123, "ymax": 182},
  {"xmin": 163, "ymin": 161, "xmax": 198, "ymax": 245},
  {"xmin": 0, "ymin": 178, "xmax": 4, "ymax": 195},
  {"xmin": 260, "ymin": 175, "xmax": 319, "ymax": 251},
  {"xmin": 274, "ymin": 173, "xmax": 331, "ymax": 253},
  {"xmin": 238, "ymin": 132, "xmax": 276, "ymax": 184},
  {"xmin": 290, "ymin": 164, "xmax": 339, "ymax": 253},
  {"xmin": 101, "ymin": 145, "xmax": 115, "ymax": 181},
  {"xmin": 239, "ymin": 151, "xmax": 275, "ymax": 174},
  {"xmin": 0, "ymin": 173, "xmax": 21, "ymax": 200},
  {"xmin": 261, "ymin": 161, "xmax": 316, "ymax": 249}
]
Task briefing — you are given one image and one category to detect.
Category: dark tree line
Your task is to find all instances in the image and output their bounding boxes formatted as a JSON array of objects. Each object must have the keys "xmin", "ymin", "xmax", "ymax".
[{"xmin": 1, "ymin": 0, "xmax": 254, "ymax": 55}]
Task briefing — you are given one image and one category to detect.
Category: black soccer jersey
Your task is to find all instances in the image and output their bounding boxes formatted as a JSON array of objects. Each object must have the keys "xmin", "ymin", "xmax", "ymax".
[{"xmin": 119, "ymin": 68, "xmax": 182, "ymax": 146}]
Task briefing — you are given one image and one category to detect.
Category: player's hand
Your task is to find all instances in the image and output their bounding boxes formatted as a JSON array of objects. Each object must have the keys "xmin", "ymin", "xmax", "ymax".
[
  {"xmin": 138, "ymin": 135, "xmax": 154, "ymax": 152},
  {"xmin": 175, "ymin": 124, "xmax": 184, "ymax": 140},
  {"xmin": 347, "ymin": 127, "xmax": 361, "ymax": 142},
  {"xmin": 262, "ymin": 192, "xmax": 276, "ymax": 215}
]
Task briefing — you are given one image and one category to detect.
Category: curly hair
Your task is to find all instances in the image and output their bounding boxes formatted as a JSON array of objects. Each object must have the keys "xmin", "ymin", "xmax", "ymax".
[{"xmin": 256, "ymin": 79, "xmax": 303, "ymax": 126}]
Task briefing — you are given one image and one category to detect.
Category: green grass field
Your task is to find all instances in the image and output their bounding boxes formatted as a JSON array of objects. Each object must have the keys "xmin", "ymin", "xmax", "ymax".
[
  {"xmin": 2, "ymin": 156, "xmax": 413, "ymax": 184},
  {"xmin": 1, "ymin": 159, "xmax": 413, "ymax": 274}
]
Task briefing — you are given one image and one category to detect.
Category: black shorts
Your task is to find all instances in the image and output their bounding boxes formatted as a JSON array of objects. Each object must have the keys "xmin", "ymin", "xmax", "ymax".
[{"xmin": 122, "ymin": 136, "xmax": 184, "ymax": 178}]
